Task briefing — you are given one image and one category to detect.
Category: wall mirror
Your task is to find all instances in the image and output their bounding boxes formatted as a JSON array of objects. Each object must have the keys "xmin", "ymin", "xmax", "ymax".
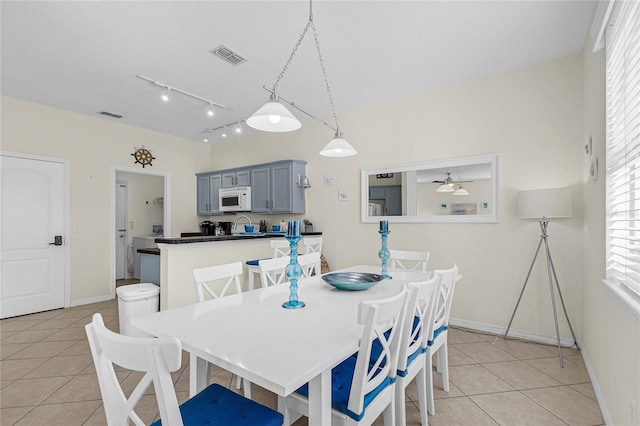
[{"xmin": 361, "ymin": 153, "xmax": 499, "ymax": 223}]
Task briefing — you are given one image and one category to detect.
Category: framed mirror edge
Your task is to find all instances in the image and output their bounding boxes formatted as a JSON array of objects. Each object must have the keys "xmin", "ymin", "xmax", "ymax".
[{"xmin": 361, "ymin": 153, "xmax": 499, "ymax": 224}]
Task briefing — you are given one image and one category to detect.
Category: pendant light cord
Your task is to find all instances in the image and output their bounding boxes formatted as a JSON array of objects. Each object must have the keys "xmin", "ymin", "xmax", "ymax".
[
  {"xmin": 270, "ymin": 0, "xmax": 341, "ymax": 134},
  {"xmin": 311, "ymin": 20, "xmax": 340, "ymax": 134},
  {"xmin": 272, "ymin": 19, "xmax": 312, "ymax": 93}
]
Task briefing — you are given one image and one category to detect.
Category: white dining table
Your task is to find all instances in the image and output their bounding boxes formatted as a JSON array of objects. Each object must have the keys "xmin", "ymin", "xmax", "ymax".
[{"xmin": 132, "ymin": 264, "xmax": 431, "ymax": 426}]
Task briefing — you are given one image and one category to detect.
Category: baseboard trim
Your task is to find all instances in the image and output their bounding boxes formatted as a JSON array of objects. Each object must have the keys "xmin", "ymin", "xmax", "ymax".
[
  {"xmin": 449, "ymin": 318, "xmax": 578, "ymax": 348},
  {"xmin": 450, "ymin": 317, "xmax": 612, "ymax": 425},
  {"xmin": 69, "ymin": 294, "xmax": 114, "ymax": 307},
  {"xmin": 579, "ymin": 343, "xmax": 614, "ymax": 425}
]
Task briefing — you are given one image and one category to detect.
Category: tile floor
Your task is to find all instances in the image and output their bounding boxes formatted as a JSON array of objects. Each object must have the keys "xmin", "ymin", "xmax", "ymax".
[{"xmin": 0, "ymin": 298, "xmax": 604, "ymax": 425}]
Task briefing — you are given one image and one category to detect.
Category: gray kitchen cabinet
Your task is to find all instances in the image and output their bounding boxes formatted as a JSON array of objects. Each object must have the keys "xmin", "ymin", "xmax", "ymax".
[
  {"xmin": 198, "ymin": 160, "xmax": 306, "ymax": 215},
  {"xmin": 196, "ymin": 173, "xmax": 222, "ymax": 215},
  {"xmin": 221, "ymin": 169, "xmax": 250, "ymax": 188},
  {"xmin": 250, "ymin": 166, "xmax": 271, "ymax": 213},
  {"xmin": 369, "ymin": 185, "xmax": 402, "ymax": 216},
  {"xmin": 250, "ymin": 160, "xmax": 306, "ymax": 214}
]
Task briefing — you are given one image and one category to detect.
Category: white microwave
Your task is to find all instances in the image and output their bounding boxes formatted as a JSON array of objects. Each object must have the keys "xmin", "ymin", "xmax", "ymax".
[{"xmin": 219, "ymin": 186, "xmax": 251, "ymax": 212}]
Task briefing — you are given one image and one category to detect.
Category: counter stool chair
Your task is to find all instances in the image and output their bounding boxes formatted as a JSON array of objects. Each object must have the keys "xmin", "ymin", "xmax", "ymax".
[
  {"xmin": 258, "ymin": 256, "xmax": 291, "ymax": 287},
  {"xmin": 246, "ymin": 240, "xmax": 291, "ymax": 290},
  {"xmin": 192, "ymin": 262, "xmax": 251, "ymax": 397},
  {"xmin": 425, "ymin": 264, "xmax": 460, "ymax": 416},
  {"xmin": 283, "ymin": 289, "xmax": 409, "ymax": 426},
  {"xmin": 298, "ymin": 252, "xmax": 321, "ymax": 278},
  {"xmin": 302, "ymin": 237, "xmax": 323, "ymax": 254},
  {"xmin": 389, "ymin": 249, "xmax": 430, "ymax": 273},
  {"xmin": 85, "ymin": 313, "xmax": 283, "ymax": 426}
]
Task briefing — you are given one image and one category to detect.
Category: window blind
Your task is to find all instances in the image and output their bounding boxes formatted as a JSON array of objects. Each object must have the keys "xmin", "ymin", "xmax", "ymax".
[{"xmin": 606, "ymin": 0, "xmax": 640, "ymax": 296}]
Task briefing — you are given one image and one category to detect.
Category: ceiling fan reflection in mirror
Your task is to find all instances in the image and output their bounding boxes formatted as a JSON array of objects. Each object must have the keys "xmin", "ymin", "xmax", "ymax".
[{"xmin": 433, "ymin": 172, "xmax": 473, "ymax": 193}]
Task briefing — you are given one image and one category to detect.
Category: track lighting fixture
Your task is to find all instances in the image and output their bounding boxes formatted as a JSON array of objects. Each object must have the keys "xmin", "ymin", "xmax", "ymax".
[
  {"xmin": 137, "ymin": 74, "xmax": 229, "ymax": 112},
  {"xmin": 161, "ymin": 88, "xmax": 170, "ymax": 102}
]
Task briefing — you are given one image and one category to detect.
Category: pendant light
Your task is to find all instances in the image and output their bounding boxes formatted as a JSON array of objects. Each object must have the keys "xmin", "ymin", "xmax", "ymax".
[
  {"xmin": 246, "ymin": 0, "xmax": 357, "ymax": 157},
  {"xmin": 246, "ymin": 93, "xmax": 301, "ymax": 132}
]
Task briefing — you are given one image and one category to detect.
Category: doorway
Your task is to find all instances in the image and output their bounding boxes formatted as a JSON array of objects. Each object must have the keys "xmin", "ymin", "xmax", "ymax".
[{"xmin": 111, "ymin": 166, "xmax": 170, "ymax": 295}]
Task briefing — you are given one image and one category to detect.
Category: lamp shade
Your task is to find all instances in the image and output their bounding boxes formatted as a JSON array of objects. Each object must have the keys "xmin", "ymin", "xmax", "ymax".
[
  {"xmin": 246, "ymin": 98, "xmax": 302, "ymax": 132},
  {"xmin": 518, "ymin": 188, "xmax": 572, "ymax": 219},
  {"xmin": 319, "ymin": 133, "xmax": 357, "ymax": 157}
]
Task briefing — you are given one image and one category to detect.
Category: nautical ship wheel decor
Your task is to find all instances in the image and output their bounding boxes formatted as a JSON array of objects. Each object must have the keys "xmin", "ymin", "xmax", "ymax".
[{"xmin": 131, "ymin": 146, "xmax": 156, "ymax": 168}]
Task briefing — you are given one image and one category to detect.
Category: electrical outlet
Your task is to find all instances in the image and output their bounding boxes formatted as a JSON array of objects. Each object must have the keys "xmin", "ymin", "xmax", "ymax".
[
  {"xmin": 324, "ymin": 174, "xmax": 334, "ymax": 186},
  {"xmin": 338, "ymin": 190, "xmax": 349, "ymax": 201}
]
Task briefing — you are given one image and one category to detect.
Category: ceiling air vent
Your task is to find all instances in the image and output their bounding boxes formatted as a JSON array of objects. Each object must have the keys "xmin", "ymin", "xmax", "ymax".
[
  {"xmin": 210, "ymin": 44, "xmax": 247, "ymax": 66},
  {"xmin": 98, "ymin": 111, "xmax": 123, "ymax": 119}
]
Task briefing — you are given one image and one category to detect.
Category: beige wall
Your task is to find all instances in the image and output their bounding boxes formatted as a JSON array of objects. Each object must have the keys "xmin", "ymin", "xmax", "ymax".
[
  {"xmin": 216, "ymin": 54, "xmax": 585, "ymax": 342},
  {"xmin": 1, "ymin": 97, "xmax": 211, "ymax": 301},
  {"xmin": 581, "ymin": 38, "xmax": 640, "ymax": 425}
]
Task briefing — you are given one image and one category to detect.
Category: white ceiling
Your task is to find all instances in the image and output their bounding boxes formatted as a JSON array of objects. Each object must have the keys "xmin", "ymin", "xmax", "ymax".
[{"xmin": 1, "ymin": 1, "xmax": 596, "ymax": 144}]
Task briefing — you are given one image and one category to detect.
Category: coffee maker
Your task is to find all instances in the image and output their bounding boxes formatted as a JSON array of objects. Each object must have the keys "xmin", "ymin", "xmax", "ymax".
[
  {"xmin": 216, "ymin": 221, "xmax": 232, "ymax": 236},
  {"xmin": 200, "ymin": 220, "xmax": 216, "ymax": 236}
]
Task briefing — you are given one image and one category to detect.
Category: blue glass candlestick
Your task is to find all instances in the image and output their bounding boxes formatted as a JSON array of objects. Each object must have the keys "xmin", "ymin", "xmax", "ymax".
[
  {"xmin": 378, "ymin": 229, "xmax": 392, "ymax": 279},
  {"xmin": 283, "ymin": 232, "xmax": 305, "ymax": 309}
]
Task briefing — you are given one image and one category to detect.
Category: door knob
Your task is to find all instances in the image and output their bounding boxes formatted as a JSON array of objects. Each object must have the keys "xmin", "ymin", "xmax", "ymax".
[{"xmin": 49, "ymin": 236, "xmax": 63, "ymax": 246}]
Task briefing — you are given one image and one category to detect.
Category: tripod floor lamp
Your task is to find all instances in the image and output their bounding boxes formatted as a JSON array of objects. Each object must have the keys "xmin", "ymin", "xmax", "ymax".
[{"xmin": 505, "ymin": 188, "xmax": 578, "ymax": 367}]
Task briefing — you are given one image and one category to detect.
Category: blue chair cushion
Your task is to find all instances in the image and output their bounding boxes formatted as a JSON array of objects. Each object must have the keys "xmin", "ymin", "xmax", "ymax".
[
  {"xmin": 427, "ymin": 325, "xmax": 448, "ymax": 346},
  {"xmin": 295, "ymin": 356, "xmax": 393, "ymax": 421},
  {"xmin": 246, "ymin": 258, "xmax": 269, "ymax": 266},
  {"xmin": 150, "ymin": 383, "xmax": 283, "ymax": 426}
]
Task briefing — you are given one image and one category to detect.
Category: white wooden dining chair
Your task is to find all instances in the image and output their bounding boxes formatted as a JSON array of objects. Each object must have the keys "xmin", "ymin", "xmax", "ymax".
[
  {"xmin": 302, "ymin": 237, "xmax": 323, "ymax": 254},
  {"xmin": 192, "ymin": 261, "xmax": 250, "ymax": 397},
  {"xmin": 193, "ymin": 261, "xmax": 243, "ymax": 301},
  {"xmin": 85, "ymin": 313, "xmax": 283, "ymax": 426},
  {"xmin": 425, "ymin": 263, "xmax": 460, "ymax": 415},
  {"xmin": 394, "ymin": 275, "xmax": 440, "ymax": 426},
  {"xmin": 284, "ymin": 289, "xmax": 409, "ymax": 426},
  {"xmin": 246, "ymin": 239, "xmax": 291, "ymax": 289},
  {"xmin": 258, "ymin": 256, "xmax": 291, "ymax": 287},
  {"xmin": 389, "ymin": 249, "xmax": 430, "ymax": 273},
  {"xmin": 298, "ymin": 252, "xmax": 321, "ymax": 278}
]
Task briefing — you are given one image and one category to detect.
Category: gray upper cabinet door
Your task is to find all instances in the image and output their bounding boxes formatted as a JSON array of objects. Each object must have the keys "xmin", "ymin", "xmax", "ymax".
[
  {"xmin": 385, "ymin": 186, "xmax": 402, "ymax": 216},
  {"xmin": 251, "ymin": 167, "xmax": 270, "ymax": 213},
  {"xmin": 369, "ymin": 186, "xmax": 386, "ymax": 200},
  {"xmin": 273, "ymin": 160, "xmax": 306, "ymax": 214},
  {"xmin": 208, "ymin": 174, "xmax": 222, "ymax": 214},
  {"xmin": 369, "ymin": 185, "xmax": 402, "ymax": 216},
  {"xmin": 196, "ymin": 173, "xmax": 222, "ymax": 215},
  {"xmin": 270, "ymin": 163, "xmax": 293, "ymax": 212},
  {"xmin": 222, "ymin": 169, "xmax": 251, "ymax": 188}
]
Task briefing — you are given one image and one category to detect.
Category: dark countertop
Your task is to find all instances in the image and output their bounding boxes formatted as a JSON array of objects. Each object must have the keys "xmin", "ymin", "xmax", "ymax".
[
  {"xmin": 157, "ymin": 231, "xmax": 322, "ymax": 245},
  {"xmin": 137, "ymin": 248, "xmax": 160, "ymax": 255}
]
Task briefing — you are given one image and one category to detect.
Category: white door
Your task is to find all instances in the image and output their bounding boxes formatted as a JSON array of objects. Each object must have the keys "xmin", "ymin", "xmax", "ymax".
[
  {"xmin": 115, "ymin": 181, "xmax": 128, "ymax": 279},
  {"xmin": 1, "ymin": 155, "xmax": 66, "ymax": 318}
]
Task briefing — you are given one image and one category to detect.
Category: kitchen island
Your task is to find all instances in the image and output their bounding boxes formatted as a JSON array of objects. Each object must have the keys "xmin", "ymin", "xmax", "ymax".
[{"xmin": 154, "ymin": 232, "xmax": 322, "ymax": 310}]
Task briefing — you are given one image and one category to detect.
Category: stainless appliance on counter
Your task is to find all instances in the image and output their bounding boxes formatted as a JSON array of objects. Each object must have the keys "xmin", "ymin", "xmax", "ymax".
[
  {"xmin": 217, "ymin": 221, "xmax": 233, "ymax": 235},
  {"xmin": 200, "ymin": 220, "xmax": 216, "ymax": 236}
]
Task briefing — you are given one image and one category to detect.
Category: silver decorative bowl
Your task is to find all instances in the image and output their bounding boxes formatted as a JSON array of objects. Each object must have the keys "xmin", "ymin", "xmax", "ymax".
[{"xmin": 321, "ymin": 272, "xmax": 384, "ymax": 291}]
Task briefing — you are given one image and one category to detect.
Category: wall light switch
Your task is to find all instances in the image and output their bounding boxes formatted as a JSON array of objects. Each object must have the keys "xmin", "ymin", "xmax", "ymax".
[
  {"xmin": 324, "ymin": 175, "xmax": 334, "ymax": 186},
  {"xmin": 338, "ymin": 190, "xmax": 349, "ymax": 201}
]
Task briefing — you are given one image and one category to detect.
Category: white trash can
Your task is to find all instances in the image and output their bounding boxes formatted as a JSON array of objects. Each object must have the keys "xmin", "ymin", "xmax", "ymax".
[{"xmin": 116, "ymin": 283, "xmax": 160, "ymax": 337}]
